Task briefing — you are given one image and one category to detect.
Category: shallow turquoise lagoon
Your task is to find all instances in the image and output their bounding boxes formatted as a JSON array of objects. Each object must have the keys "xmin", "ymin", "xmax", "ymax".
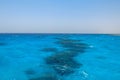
[{"xmin": 0, "ymin": 34, "xmax": 120, "ymax": 80}]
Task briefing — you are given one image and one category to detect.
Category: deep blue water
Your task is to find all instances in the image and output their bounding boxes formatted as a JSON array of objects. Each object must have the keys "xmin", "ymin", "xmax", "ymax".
[{"xmin": 0, "ymin": 34, "xmax": 120, "ymax": 80}]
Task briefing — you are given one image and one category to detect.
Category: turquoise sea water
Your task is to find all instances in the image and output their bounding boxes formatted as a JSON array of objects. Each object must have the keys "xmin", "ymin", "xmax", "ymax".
[{"xmin": 0, "ymin": 34, "xmax": 120, "ymax": 80}]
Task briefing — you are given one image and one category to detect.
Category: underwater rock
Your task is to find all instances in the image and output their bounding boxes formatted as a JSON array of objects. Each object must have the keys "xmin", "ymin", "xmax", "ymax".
[
  {"xmin": 60, "ymin": 42, "xmax": 88, "ymax": 50},
  {"xmin": 29, "ymin": 74, "xmax": 60, "ymax": 80},
  {"xmin": 45, "ymin": 51, "xmax": 82, "ymax": 76},
  {"xmin": 25, "ymin": 69, "xmax": 36, "ymax": 75},
  {"xmin": 67, "ymin": 48, "xmax": 86, "ymax": 53},
  {"xmin": 52, "ymin": 65, "xmax": 75, "ymax": 76},
  {"xmin": 58, "ymin": 51, "xmax": 79, "ymax": 57},
  {"xmin": 45, "ymin": 53, "xmax": 81, "ymax": 68},
  {"xmin": 55, "ymin": 38, "xmax": 88, "ymax": 53},
  {"xmin": 43, "ymin": 38, "xmax": 86, "ymax": 77},
  {"xmin": 41, "ymin": 48, "xmax": 58, "ymax": 52}
]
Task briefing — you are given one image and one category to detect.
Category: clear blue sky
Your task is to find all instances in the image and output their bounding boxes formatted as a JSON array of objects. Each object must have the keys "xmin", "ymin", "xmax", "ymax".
[{"xmin": 0, "ymin": 0, "xmax": 120, "ymax": 33}]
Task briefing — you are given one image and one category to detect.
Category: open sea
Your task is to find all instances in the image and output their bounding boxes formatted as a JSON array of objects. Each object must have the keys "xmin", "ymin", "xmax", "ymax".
[{"xmin": 0, "ymin": 34, "xmax": 120, "ymax": 80}]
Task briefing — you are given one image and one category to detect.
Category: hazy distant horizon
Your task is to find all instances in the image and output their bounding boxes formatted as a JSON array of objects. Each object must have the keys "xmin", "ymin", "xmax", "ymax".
[{"xmin": 0, "ymin": 0, "xmax": 120, "ymax": 33}]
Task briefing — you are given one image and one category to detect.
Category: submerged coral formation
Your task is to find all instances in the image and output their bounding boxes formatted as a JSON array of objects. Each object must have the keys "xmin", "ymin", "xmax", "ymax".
[
  {"xmin": 41, "ymin": 48, "xmax": 58, "ymax": 52},
  {"xmin": 25, "ymin": 37, "xmax": 89, "ymax": 80},
  {"xmin": 45, "ymin": 38, "xmax": 88, "ymax": 76},
  {"xmin": 29, "ymin": 74, "xmax": 60, "ymax": 80},
  {"xmin": 45, "ymin": 51, "xmax": 82, "ymax": 76},
  {"xmin": 52, "ymin": 65, "xmax": 75, "ymax": 76},
  {"xmin": 46, "ymin": 52, "xmax": 81, "ymax": 68},
  {"xmin": 55, "ymin": 38, "xmax": 88, "ymax": 53}
]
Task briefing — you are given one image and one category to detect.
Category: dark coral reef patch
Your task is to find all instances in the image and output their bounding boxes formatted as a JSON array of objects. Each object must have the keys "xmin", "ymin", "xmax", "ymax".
[
  {"xmin": 55, "ymin": 38, "xmax": 88, "ymax": 53},
  {"xmin": 52, "ymin": 65, "xmax": 75, "ymax": 76},
  {"xmin": 45, "ymin": 52, "xmax": 81, "ymax": 68},
  {"xmin": 29, "ymin": 74, "xmax": 60, "ymax": 80},
  {"xmin": 44, "ymin": 38, "xmax": 88, "ymax": 76},
  {"xmin": 45, "ymin": 51, "xmax": 82, "ymax": 76},
  {"xmin": 41, "ymin": 48, "xmax": 58, "ymax": 52},
  {"xmin": 27, "ymin": 37, "xmax": 89, "ymax": 80}
]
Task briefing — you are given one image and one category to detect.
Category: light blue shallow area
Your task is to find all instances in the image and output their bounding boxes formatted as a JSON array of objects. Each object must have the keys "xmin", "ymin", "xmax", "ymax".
[{"xmin": 0, "ymin": 34, "xmax": 120, "ymax": 80}]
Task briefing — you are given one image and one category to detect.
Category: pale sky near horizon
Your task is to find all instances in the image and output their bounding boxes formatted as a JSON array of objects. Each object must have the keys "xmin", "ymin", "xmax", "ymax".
[{"xmin": 0, "ymin": 0, "xmax": 120, "ymax": 33}]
